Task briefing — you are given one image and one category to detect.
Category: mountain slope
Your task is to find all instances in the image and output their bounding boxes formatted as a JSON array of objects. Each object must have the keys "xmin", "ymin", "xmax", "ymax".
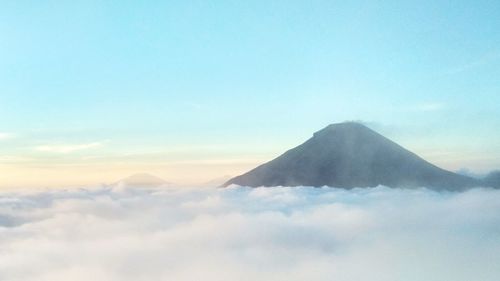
[
  {"xmin": 485, "ymin": 171, "xmax": 500, "ymax": 188},
  {"xmin": 224, "ymin": 122, "xmax": 481, "ymax": 190}
]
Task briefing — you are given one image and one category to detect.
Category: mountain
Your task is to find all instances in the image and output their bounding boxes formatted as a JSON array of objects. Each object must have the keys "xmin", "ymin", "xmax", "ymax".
[
  {"xmin": 484, "ymin": 171, "xmax": 500, "ymax": 188},
  {"xmin": 224, "ymin": 122, "xmax": 482, "ymax": 190},
  {"xmin": 198, "ymin": 175, "xmax": 233, "ymax": 187},
  {"xmin": 114, "ymin": 173, "xmax": 172, "ymax": 188}
]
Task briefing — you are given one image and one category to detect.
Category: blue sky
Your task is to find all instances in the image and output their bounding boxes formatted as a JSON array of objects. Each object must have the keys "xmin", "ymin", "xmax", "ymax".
[{"xmin": 1, "ymin": 0, "xmax": 500, "ymax": 187}]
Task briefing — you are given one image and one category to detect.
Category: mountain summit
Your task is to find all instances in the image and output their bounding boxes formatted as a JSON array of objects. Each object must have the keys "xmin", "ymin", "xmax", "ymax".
[{"xmin": 224, "ymin": 122, "xmax": 481, "ymax": 190}]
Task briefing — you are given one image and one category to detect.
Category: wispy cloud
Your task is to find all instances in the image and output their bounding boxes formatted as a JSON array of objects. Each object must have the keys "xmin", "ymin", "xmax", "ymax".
[
  {"xmin": 35, "ymin": 142, "xmax": 103, "ymax": 153},
  {"xmin": 405, "ymin": 102, "xmax": 445, "ymax": 112},
  {"xmin": 0, "ymin": 156, "xmax": 34, "ymax": 163},
  {"xmin": 415, "ymin": 102, "xmax": 445, "ymax": 112},
  {"xmin": 185, "ymin": 102, "xmax": 204, "ymax": 110},
  {"xmin": 0, "ymin": 132, "xmax": 15, "ymax": 140},
  {"xmin": 444, "ymin": 51, "xmax": 500, "ymax": 75}
]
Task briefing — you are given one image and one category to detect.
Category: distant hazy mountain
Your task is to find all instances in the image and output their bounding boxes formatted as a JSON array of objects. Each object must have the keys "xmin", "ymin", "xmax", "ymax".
[
  {"xmin": 224, "ymin": 122, "xmax": 482, "ymax": 191},
  {"xmin": 115, "ymin": 173, "xmax": 172, "ymax": 188},
  {"xmin": 199, "ymin": 175, "xmax": 233, "ymax": 187}
]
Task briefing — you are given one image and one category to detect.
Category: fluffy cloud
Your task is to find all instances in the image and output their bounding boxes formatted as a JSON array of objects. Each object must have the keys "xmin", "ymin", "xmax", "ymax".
[{"xmin": 1, "ymin": 186, "xmax": 500, "ymax": 281}]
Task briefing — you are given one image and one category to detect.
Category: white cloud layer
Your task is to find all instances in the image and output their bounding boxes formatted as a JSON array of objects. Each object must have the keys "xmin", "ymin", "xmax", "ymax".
[{"xmin": 1, "ymin": 186, "xmax": 500, "ymax": 281}]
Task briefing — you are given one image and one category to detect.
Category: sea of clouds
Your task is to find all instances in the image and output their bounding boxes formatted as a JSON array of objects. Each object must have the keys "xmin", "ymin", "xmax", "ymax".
[{"xmin": 1, "ymin": 185, "xmax": 500, "ymax": 281}]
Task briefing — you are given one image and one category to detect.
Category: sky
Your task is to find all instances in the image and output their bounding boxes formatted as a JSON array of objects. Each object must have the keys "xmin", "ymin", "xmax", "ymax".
[{"xmin": 1, "ymin": 0, "xmax": 500, "ymax": 187}]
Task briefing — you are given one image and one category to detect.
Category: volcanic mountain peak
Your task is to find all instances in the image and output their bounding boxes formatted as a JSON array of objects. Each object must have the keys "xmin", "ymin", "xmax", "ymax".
[
  {"xmin": 224, "ymin": 122, "xmax": 482, "ymax": 190},
  {"xmin": 314, "ymin": 121, "xmax": 370, "ymax": 135}
]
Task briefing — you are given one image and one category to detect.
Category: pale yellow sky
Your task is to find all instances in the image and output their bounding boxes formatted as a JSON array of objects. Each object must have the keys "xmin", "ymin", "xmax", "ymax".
[
  {"xmin": 0, "ymin": 136, "xmax": 287, "ymax": 188},
  {"xmin": 0, "ymin": 161, "xmax": 261, "ymax": 188}
]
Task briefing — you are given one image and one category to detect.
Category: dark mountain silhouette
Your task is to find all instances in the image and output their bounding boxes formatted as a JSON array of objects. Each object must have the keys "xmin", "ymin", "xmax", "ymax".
[
  {"xmin": 484, "ymin": 171, "xmax": 500, "ymax": 188},
  {"xmin": 224, "ymin": 122, "xmax": 482, "ymax": 190}
]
